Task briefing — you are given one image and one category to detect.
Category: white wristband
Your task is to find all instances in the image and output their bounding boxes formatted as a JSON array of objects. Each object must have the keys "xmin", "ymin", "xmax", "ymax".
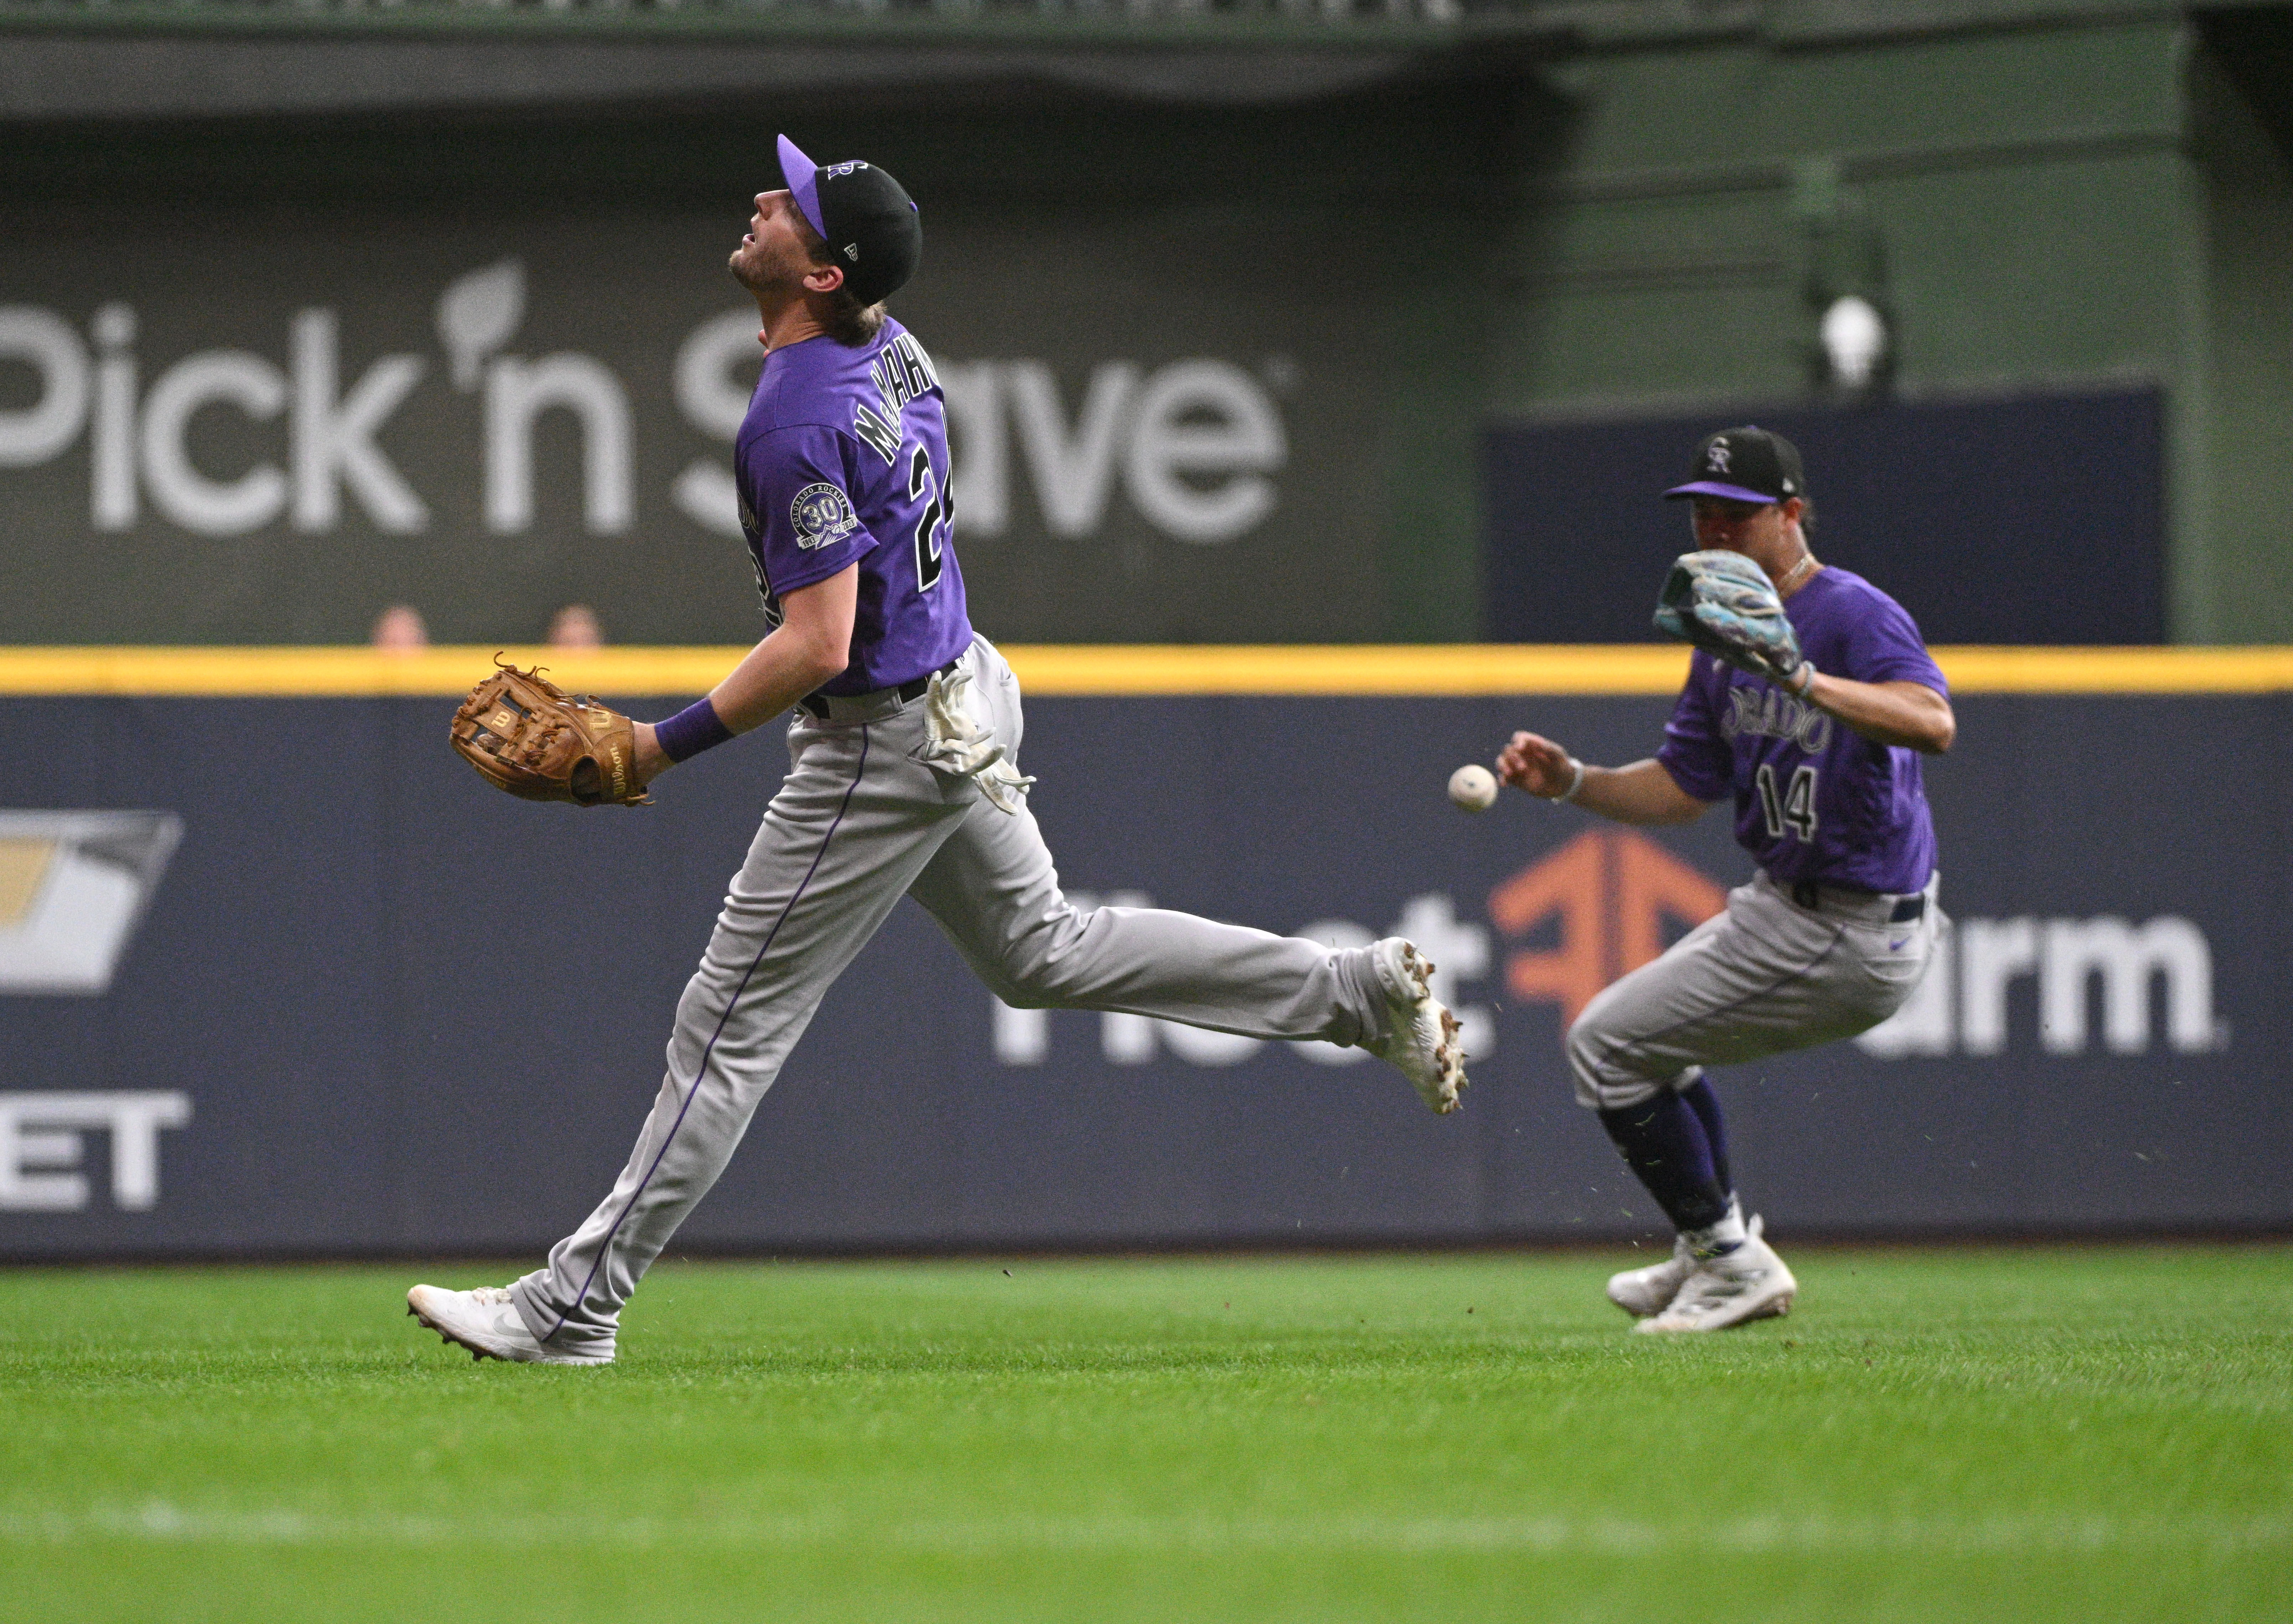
[
  {"xmin": 1556, "ymin": 757, "xmax": 1586, "ymax": 803},
  {"xmin": 1789, "ymin": 663, "xmax": 1816, "ymax": 697}
]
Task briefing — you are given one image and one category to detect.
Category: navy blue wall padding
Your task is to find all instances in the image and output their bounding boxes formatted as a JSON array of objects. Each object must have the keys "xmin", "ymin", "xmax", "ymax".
[
  {"xmin": 0, "ymin": 686, "xmax": 2280, "ymax": 1257},
  {"xmin": 1483, "ymin": 388, "xmax": 2166, "ymax": 645}
]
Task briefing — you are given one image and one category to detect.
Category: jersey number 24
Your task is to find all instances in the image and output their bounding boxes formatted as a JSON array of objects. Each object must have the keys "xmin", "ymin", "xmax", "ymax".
[{"xmin": 908, "ymin": 446, "xmax": 952, "ymax": 592}]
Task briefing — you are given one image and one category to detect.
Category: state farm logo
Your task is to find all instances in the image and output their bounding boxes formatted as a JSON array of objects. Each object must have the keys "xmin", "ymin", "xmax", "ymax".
[
  {"xmin": 1857, "ymin": 915, "xmax": 2222, "ymax": 1058},
  {"xmin": 1484, "ymin": 830, "xmax": 2219, "ymax": 1060},
  {"xmin": 975, "ymin": 839, "xmax": 2218, "ymax": 1069},
  {"xmin": 1489, "ymin": 830, "xmax": 1726, "ymax": 1027}
]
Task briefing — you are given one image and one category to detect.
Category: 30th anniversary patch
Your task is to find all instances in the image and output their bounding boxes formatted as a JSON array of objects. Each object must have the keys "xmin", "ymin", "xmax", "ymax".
[{"xmin": 790, "ymin": 483, "xmax": 861, "ymax": 550}]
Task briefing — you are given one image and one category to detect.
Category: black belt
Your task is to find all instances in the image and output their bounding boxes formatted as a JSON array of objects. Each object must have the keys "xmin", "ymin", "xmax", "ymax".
[
  {"xmin": 799, "ymin": 659, "xmax": 959, "ymax": 721},
  {"xmin": 1790, "ymin": 879, "xmax": 1926, "ymax": 922}
]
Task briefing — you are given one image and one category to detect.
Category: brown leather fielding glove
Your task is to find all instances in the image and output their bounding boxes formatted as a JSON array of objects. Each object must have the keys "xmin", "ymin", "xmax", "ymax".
[{"xmin": 449, "ymin": 660, "xmax": 650, "ymax": 807}]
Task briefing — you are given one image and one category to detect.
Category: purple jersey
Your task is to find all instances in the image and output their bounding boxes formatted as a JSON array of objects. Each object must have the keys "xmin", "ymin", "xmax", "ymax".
[
  {"xmin": 734, "ymin": 317, "xmax": 973, "ymax": 698},
  {"xmin": 1656, "ymin": 566, "xmax": 1945, "ymax": 894}
]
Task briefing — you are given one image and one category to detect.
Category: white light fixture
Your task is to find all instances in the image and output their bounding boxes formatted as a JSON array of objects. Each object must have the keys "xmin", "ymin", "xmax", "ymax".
[{"xmin": 1820, "ymin": 294, "xmax": 1888, "ymax": 390}]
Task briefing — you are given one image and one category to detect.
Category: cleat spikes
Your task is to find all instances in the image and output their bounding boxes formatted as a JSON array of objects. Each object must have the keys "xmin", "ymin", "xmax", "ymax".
[{"xmin": 1366, "ymin": 938, "xmax": 1469, "ymax": 1115}]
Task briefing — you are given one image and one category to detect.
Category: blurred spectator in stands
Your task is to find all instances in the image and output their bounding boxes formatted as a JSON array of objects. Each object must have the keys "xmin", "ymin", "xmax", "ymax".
[
  {"xmin": 371, "ymin": 604, "xmax": 429, "ymax": 650},
  {"xmin": 548, "ymin": 604, "xmax": 605, "ymax": 649}
]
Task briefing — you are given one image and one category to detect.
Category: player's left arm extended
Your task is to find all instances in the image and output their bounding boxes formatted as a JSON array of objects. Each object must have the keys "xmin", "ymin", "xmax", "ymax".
[
  {"xmin": 632, "ymin": 563, "xmax": 860, "ymax": 783},
  {"xmin": 1799, "ymin": 674, "xmax": 1955, "ymax": 753}
]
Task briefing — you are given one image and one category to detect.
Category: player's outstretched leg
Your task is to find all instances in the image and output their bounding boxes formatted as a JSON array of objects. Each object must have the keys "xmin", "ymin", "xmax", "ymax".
[
  {"xmin": 916, "ymin": 818, "xmax": 1464, "ymax": 1113},
  {"xmin": 406, "ymin": 1284, "xmax": 613, "ymax": 1366},
  {"xmin": 902, "ymin": 640, "xmax": 1468, "ymax": 1114},
  {"xmin": 908, "ymin": 820, "xmax": 1467, "ymax": 1113}
]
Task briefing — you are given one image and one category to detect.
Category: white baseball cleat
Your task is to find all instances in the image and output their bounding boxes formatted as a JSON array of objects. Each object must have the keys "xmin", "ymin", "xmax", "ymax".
[
  {"xmin": 1607, "ymin": 1213, "xmax": 1764, "ymax": 1318},
  {"xmin": 1608, "ymin": 1234, "xmax": 1693, "ymax": 1318},
  {"xmin": 406, "ymin": 1284, "xmax": 613, "ymax": 1366},
  {"xmin": 1365, "ymin": 938, "xmax": 1468, "ymax": 1114},
  {"xmin": 1633, "ymin": 1229, "xmax": 1797, "ymax": 1334}
]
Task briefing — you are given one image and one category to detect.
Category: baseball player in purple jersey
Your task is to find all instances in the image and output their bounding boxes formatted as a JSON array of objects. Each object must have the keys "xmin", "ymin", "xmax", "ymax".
[
  {"xmin": 1495, "ymin": 427, "xmax": 1954, "ymax": 1332},
  {"xmin": 408, "ymin": 138, "xmax": 1467, "ymax": 1365}
]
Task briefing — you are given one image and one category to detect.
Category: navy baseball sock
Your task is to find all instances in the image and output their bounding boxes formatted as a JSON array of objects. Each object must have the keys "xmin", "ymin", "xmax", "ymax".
[
  {"xmin": 1599, "ymin": 1092, "xmax": 1732, "ymax": 1234},
  {"xmin": 1679, "ymin": 1077, "xmax": 1734, "ymax": 1202}
]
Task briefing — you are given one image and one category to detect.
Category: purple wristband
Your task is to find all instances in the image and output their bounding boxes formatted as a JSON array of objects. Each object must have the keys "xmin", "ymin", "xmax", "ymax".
[{"xmin": 654, "ymin": 697, "xmax": 735, "ymax": 763}]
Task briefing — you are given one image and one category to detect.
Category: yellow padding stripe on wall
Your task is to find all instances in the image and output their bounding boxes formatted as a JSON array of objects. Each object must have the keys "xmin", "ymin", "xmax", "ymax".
[{"xmin": 0, "ymin": 646, "xmax": 2289, "ymax": 697}]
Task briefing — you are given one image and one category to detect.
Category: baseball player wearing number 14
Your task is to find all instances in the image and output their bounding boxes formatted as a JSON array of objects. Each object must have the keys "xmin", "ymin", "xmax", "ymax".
[
  {"xmin": 408, "ymin": 138, "xmax": 1465, "ymax": 1366},
  {"xmin": 1496, "ymin": 427, "xmax": 1955, "ymax": 1333}
]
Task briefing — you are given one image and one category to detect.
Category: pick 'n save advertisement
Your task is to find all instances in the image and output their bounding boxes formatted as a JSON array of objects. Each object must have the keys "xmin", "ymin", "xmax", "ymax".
[{"xmin": 0, "ymin": 207, "xmax": 1381, "ymax": 646}]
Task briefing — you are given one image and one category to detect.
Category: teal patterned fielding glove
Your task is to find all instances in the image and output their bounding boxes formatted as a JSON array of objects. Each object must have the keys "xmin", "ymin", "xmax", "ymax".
[{"xmin": 1653, "ymin": 550, "xmax": 1805, "ymax": 687}]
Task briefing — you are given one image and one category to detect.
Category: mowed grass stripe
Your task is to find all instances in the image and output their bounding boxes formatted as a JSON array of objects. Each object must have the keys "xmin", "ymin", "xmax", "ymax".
[{"xmin": 3, "ymin": 1505, "xmax": 2288, "ymax": 1556}]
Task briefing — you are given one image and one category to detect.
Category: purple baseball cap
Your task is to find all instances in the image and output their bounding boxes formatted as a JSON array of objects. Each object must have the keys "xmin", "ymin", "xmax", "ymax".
[
  {"xmin": 777, "ymin": 134, "xmax": 828, "ymax": 241},
  {"xmin": 1664, "ymin": 426, "xmax": 1806, "ymax": 505},
  {"xmin": 774, "ymin": 134, "xmax": 924, "ymax": 306}
]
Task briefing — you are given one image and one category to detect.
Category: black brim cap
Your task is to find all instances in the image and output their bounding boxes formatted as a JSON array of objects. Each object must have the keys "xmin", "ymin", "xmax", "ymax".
[
  {"xmin": 1664, "ymin": 426, "xmax": 1805, "ymax": 505},
  {"xmin": 777, "ymin": 134, "xmax": 922, "ymax": 308}
]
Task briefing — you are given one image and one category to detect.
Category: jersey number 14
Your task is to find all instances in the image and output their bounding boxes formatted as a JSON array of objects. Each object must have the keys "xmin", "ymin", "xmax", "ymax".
[
  {"xmin": 907, "ymin": 445, "xmax": 952, "ymax": 592},
  {"xmin": 1754, "ymin": 763, "xmax": 1819, "ymax": 842}
]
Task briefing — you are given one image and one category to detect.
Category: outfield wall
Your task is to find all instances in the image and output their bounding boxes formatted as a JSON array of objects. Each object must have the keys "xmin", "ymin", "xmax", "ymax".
[{"xmin": 0, "ymin": 649, "xmax": 2286, "ymax": 1258}]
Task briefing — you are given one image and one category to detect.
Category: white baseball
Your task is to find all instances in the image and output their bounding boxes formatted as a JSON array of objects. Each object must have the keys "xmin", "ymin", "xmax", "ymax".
[{"xmin": 1448, "ymin": 763, "xmax": 1498, "ymax": 812}]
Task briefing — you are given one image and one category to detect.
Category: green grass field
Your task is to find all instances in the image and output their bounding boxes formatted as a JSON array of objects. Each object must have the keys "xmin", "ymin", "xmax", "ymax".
[{"xmin": 2, "ymin": 1247, "xmax": 2287, "ymax": 1623}]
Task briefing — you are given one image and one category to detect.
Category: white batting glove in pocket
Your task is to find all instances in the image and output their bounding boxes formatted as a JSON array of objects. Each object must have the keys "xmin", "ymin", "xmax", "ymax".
[{"xmin": 913, "ymin": 669, "xmax": 1036, "ymax": 815}]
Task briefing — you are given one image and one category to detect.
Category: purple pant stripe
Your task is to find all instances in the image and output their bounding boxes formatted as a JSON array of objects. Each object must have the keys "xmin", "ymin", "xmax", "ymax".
[{"xmin": 543, "ymin": 725, "xmax": 873, "ymax": 1343}]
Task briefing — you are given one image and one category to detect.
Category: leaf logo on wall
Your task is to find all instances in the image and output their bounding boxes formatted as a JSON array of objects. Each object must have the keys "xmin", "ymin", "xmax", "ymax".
[{"xmin": 436, "ymin": 259, "xmax": 526, "ymax": 391}]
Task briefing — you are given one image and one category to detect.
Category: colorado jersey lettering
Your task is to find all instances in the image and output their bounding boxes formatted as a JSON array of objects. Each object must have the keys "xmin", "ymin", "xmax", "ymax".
[
  {"xmin": 733, "ymin": 317, "xmax": 971, "ymax": 696},
  {"xmin": 1656, "ymin": 566, "xmax": 1946, "ymax": 894}
]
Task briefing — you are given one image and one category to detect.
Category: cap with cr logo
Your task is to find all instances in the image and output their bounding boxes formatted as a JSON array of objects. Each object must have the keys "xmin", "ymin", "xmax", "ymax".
[
  {"xmin": 1664, "ymin": 426, "xmax": 1806, "ymax": 506},
  {"xmin": 777, "ymin": 134, "xmax": 923, "ymax": 308}
]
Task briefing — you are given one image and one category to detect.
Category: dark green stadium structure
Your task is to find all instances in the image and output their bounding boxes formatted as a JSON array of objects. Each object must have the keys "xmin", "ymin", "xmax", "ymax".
[{"xmin": 0, "ymin": 0, "xmax": 2287, "ymax": 643}]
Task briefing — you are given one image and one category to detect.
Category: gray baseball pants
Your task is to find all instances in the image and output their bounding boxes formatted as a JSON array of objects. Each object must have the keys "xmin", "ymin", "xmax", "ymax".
[
  {"xmin": 1568, "ymin": 867, "xmax": 1944, "ymax": 1111},
  {"xmin": 512, "ymin": 635, "xmax": 1392, "ymax": 1357}
]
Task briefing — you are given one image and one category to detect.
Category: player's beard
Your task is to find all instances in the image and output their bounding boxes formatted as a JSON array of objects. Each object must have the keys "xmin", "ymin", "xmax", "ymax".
[{"xmin": 730, "ymin": 234, "xmax": 809, "ymax": 297}]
